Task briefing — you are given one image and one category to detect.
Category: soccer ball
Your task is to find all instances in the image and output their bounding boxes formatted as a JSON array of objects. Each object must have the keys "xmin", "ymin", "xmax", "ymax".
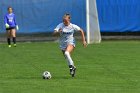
[{"xmin": 42, "ymin": 71, "xmax": 52, "ymax": 79}]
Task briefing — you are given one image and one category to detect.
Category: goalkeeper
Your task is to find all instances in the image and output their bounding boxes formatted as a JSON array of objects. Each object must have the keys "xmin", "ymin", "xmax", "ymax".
[{"xmin": 4, "ymin": 7, "xmax": 19, "ymax": 47}]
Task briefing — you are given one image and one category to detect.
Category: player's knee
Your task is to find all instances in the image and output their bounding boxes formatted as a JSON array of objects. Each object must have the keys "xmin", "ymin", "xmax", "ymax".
[
  {"xmin": 11, "ymin": 34, "xmax": 16, "ymax": 37},
  {"xmin": 64, "ymin": 51, "xmax": 69, "ymax": 56}
]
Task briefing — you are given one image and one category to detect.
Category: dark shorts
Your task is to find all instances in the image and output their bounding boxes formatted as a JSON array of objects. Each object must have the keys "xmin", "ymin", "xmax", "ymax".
[{"xmin": 6, "ymin": 27, "xmax": 16, "ymax": 30}]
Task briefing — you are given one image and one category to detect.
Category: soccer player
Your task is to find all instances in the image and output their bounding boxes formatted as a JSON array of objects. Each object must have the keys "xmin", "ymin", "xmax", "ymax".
[
  {"xmin": 53, "ymin": 14, "xmax": 87, "ymax": 77},
  {"xmin": 4, "ymin": 7, "xmax": 19, "ymax": 47}
]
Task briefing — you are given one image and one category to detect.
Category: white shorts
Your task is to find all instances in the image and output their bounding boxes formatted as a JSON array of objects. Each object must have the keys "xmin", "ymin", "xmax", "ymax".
[{"xmin": 60, "ymin": 41, "xmax": 75, "ymax": 50}]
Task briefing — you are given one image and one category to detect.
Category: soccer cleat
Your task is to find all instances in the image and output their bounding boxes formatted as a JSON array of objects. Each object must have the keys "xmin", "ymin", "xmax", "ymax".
[
  {"xmin": 70, "ymin": 68, "xmax": 73, "ymax": 75},
  {"xmin": 8, "ymin": 45, "xmax": 11, "ymax": 48},
  {"xmin": 14, "ymin": 44, "xmax": 16, "ymax": 47},
  {"xmin": 70, "ymin": 66, "xmax": 76, "ymax": 77},
  {"xmin": 72, "ymin": 66, "xmax": 76, "ymax": 77}
]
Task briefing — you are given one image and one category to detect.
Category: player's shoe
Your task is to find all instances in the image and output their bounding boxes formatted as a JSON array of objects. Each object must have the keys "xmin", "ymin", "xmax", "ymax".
[
  {"xmin": 72, "ymin": 66, "xmax": 76, "ymax": 77},
  {"xmin": 8, "ymin": 45, "xmax": 11, "ymax": 48},
  {"xmin": 14, "ymin": 44, "xmax": 16, "ymax": 47},
  {"xmin": 70, "ymin": 66, "xmax": 76, "ymax": 77}
]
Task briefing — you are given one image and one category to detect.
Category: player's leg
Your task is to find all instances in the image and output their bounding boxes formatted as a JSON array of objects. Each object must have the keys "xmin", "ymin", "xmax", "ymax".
[
  {"xmin": 64, "ymin": 44, "xmax": 76, "ymax": 77},
  {"xmin": 6, "ymin": 30, "xmax": 11, "ymax": 47},
  {"xmin": 65, "ymin": 44, "xmax": 74, "ymax": 66},
  {"xmin": 11, "ymin": 28, "xmax": 16, "ymax": 47}
]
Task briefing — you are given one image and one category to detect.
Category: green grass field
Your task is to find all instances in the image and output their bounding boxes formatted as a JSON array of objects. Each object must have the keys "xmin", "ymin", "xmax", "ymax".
[{"xmin": 0, "ymin": 41, "xmax": 140, "ymax": 93}]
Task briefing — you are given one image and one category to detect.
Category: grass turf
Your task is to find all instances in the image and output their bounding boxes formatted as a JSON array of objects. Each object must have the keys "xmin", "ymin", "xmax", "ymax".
[{"xmin": 0, "ymin": 41, "xmax": 140, "ymax": 93}]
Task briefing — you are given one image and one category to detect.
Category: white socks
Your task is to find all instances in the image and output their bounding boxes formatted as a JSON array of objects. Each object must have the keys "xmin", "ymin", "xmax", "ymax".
[{"xmin": 64, "ymin": 51, "xmax": 74, "ymax": 66}]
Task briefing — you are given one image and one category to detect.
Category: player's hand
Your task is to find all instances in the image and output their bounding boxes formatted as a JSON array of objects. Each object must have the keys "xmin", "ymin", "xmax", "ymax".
[
  {"xmin": 5, "ymin": 23, "xmax": 9, "ymax": 28},
  {"xmin": 53, "ymin": 30, "xmax": 60, "ymax": 36},
  {"xmin": 58, "ymin": 28, "xmax": 62, "ymax": 33},
  {"xmin": 83, "ymin": 41, "xmax": 87, "ymax": 48},
  {"xmin": 53, "ymin": 28, "xmax": 62, "ymax": 36},
  {"xmin": 16, "ymin": 25, "xmax": 19, "ymax": 30}
]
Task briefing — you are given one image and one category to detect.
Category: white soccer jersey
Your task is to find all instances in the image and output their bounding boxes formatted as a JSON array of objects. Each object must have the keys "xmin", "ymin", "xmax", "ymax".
[{"xmin": 54, "ymin": 23, "xmax": 81, "ymax": 50}]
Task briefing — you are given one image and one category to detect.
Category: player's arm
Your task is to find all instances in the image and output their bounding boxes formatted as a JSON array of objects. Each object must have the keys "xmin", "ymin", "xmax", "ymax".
[
  {"xmin": 53, "ymin": 23, "xmax": 62, "ymax": 36},
  {"xmin": 79, "ymin": 28, "xmax": 87, "ymax": 48},
  {"xmin": 14, "ymin": 15, "xmax": 19, "ymax": 30},
  {"xmin": 4, "ymin": 15, "xmax": 9, "ymax": 28},
  {"xmin": 53, "ymin": 29, "xmax": 62, "ymax": 36},
  {"xmin": 53, "ymin": 30, "xmax": 59, "ymax": 36},
  {"xmin": 73, "ymin": 24, "xmax": 87, "ymax": 47}
]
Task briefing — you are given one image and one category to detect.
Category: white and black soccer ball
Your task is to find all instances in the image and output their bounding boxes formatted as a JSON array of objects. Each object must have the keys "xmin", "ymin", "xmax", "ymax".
[{"xmin": 42, "ymin": 71, "xmax": 52, "ymax": 79}]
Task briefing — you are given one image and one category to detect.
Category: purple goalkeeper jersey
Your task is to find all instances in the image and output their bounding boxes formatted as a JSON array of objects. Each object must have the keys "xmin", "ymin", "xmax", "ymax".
[{"xmin": 4, "ymin": 13, "xmax": 17, "ymax": 28}]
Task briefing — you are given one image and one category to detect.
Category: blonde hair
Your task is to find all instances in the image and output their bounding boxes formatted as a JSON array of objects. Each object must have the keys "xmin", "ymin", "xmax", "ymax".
[{"xmin": 63, "ymin": 13, "xmax": 71, "ymax": 19}]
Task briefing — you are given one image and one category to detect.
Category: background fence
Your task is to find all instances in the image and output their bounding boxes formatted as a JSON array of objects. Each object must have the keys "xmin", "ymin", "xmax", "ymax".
[
  {"xmin": 0, "ymin": 0, "xmax": 86, "ymax": 33},
  {"xmin": 0, "ymin": 0, "xmax": 140, "ymax": 42}
]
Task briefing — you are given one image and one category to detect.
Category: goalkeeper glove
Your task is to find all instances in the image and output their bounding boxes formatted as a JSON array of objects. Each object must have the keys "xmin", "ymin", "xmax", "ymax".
[
  {"xmin": 5, "ymin": 23, "xmax": 10, "ymax": 28},
  {"xmin": 16, "ymin": 25, "xmax": 19, "ymax": 30}
]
